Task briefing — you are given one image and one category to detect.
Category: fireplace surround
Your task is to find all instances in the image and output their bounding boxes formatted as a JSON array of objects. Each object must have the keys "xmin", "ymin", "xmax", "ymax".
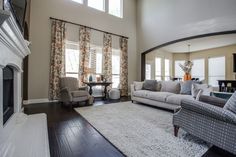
[{"xmin": 0, "ymin": 10, "xmax": 50, "ymax": 157}]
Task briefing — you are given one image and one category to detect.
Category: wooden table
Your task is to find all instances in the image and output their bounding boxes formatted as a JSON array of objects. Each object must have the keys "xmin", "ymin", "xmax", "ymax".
[{"xmin": 84, "ymin": 82, "xmax": 112, "ymax": 99}]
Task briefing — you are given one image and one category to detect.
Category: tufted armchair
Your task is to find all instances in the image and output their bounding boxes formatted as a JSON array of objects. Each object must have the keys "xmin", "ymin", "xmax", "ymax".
[{"xmin": 60, "ymin": 77, "xmax": 92, "ymax": 106}]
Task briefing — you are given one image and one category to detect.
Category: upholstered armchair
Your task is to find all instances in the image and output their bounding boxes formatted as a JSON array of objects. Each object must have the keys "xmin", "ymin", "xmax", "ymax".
[
  {"xmin": 173, "ymin": 98, "xmax": 236, "ymax": 155},
  {"xmin": 60, "ymin": 77, "xmax": 92, "ymax": 106}
]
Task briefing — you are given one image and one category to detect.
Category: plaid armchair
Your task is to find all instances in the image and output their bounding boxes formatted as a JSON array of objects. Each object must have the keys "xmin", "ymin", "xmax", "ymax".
[{"xmin": 173, "ymin": 99, "xmax": 236, "ymax": 155}]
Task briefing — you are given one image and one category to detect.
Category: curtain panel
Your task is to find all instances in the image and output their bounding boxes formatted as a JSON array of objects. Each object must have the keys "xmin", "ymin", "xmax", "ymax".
[
  {"xmin": 49, "ymin": 20, "xmax": 66, "ymax": 100},
  {"xmin": 103, "ymin": 33, "xmax": 112, "ymax": 82},
  {"xmin": 79, "ymin": 26, "xmax": 91, "ymax": 86},
  {"xmin": 120, "ymin": 37, "xmax": 128, "ymax": 96}
]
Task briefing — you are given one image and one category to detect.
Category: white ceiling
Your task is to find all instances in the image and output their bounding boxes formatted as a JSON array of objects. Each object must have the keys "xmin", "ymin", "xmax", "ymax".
[{"xmin": 161, "ymin": 34, "xmax": 236, "ymax": 53}]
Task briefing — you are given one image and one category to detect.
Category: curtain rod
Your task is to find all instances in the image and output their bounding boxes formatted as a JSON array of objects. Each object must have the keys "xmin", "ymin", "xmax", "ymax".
[{"xmin": 49, "ymin": 17, "xmax": 129, "ymax": 39}]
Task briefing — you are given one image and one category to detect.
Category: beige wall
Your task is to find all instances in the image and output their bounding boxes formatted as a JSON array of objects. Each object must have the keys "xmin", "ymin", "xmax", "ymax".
[{"xmin": 28, "ymin": 0, "xmax": 137, "ymax": 99}]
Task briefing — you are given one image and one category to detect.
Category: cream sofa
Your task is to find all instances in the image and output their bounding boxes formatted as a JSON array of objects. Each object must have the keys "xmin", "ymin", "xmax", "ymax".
[{"xmin": 131, "ymin": 81, "xmax": 195, "ymax": 110}]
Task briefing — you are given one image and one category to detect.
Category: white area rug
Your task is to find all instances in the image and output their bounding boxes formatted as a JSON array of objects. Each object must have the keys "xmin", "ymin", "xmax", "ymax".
[{"xmin": 75, "ymin": 101, "xmax": 210, "ymax": 157}]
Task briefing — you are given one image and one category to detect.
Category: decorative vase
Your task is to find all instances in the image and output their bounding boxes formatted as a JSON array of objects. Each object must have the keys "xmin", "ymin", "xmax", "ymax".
[{"xmin": 184, "ymin": 73, "xmax": 191, "ymax": 81}]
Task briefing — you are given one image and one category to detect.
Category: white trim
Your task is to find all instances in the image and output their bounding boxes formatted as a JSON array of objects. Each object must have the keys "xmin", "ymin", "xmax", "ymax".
[{"xmin": 23, "ymin": 99, "xmax": 59, "ymax": 105}]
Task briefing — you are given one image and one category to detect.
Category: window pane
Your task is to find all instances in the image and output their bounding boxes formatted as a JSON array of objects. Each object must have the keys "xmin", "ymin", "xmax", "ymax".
[
  {"xmin": 72, "ymin": 0, "xmax": 83, "ymax": 4},
  {"xmin": 112, "ymin": 75, "xmax": 120, "ymax": 88},
  {"xmin": 155, "ymin": 58, "xmax": 161, "ymax": 80},
  {"xmin": 88, "ymin": 0, "xmax": 105, "ymax": 11},
  {"xmin": 165, "ymin": 59, "xmax": 170, "ymax": 80},
  {"xmin": 109, "ymin": 0, "xmax": 122, "ymax": 18},
  {"xmin": 65, "ymin": 48, "xmax": 80, "ymax": 74},
  {"xmin": 96, "ymin": 51, "xmax": 103, "ymax": 74},
  {"xmin": 112, "ymin": 50, "xmax": 120, "ymax": 75},
  {"xmin": 145, "ymin": 64, "xmax": 151, "ymax": 80},
  {"xmin": 208, "ymin": 56, "xmax": 225, "ymax": 86},
  {"xmin": 191, "ymin": 59, "xmax": 205, "ymax": 81},
  {"xmin": 175, "ymin": 60, "xmax": 185, "ymax": 78},
  {"xmin": 66, "ymin": 73, "xmax": 79, "ymax": 78}
]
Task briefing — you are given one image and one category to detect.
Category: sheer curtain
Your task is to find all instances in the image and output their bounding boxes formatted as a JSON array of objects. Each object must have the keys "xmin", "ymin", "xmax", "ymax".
[
  {"xmin": 49, "ymin": 20, "xmax": 66, "ymax": 100},
  {"xmin": 120, "ymin": 37, "xmax": 128, "ymax": 96}
]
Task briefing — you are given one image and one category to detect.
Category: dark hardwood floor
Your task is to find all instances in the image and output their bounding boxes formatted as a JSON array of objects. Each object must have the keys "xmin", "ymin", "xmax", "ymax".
[{"xmin": 24, "ymin": 97, "xmax": 235, "ymax": 157}]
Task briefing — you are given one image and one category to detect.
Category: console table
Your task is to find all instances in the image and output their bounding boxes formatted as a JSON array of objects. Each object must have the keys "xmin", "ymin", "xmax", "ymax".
[
  {"xmin": 84, "ymin": 82, "xmax": 112, "ymax": 99},
  {"xmin": 218, "ymin": 80, "xmax": 236, "ymax": 93}
]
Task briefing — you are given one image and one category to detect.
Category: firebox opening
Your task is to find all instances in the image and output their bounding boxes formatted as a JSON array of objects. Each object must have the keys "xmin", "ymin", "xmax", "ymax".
[{"xmin": 3, "ymin": 66, "xmax": 14, "ymax": 125}]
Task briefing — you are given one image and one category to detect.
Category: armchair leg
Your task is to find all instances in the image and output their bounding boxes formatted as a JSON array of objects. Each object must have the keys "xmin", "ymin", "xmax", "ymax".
[{"xmin": 174, "ymin": 125, "xmax": 179, "ymax": 137}]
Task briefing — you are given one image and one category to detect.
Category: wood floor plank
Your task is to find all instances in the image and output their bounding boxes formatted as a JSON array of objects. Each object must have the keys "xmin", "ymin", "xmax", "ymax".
[{"xmin": 23, "ymin": 97, "xmax": 235, "ymax": 157}]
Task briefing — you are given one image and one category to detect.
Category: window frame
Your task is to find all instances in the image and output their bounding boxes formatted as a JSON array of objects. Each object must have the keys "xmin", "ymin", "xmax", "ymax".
[
  {"xmin": 108, "ymin": 0, "xmax": 123, "ymax": 18},
  {"xmin": 65, "ymin": 42, "xmax": 80, "ymax": 79},
  {"xmin": 208, "ymin": 56, "xmax": 226, "ymax": 87},
  {"xmin": 191, "ymin": 58, "xmax": 205, "ymax": 81},
  {"xmin": 87, "ymin": 0, "xmax": 105, "ymax": 12},
  {"xmin": 155, "ymin": 57, "xmax": 162, "ymax": 81},
  {"xmin": 174, "ymin": 60, "xmax": 185, "ymax": 79}
]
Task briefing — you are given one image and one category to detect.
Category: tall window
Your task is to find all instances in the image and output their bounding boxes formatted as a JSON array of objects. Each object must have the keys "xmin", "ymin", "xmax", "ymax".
[
  {"xmin": 155, "ymin": 58, "xmax": 162, "ymax": 80},
  {"xmin": 109, "ymin": 0, "xmax": 123, "ymax": 18},
  {"xmin": 208, "ymin": 56, "xmax": 225, "ymax": 86},
  {"xmin": 112, "ymin": 49, "xmax": 120, "ymax": 88},
  {"xmin": 65, "ymin": 43, "xmax": 80, "ymax": 78},
  {"xmin": 88, "ymin": 0, "xmax": 105, "ymax": 11},
  {"xmin": 145, "ymin": 64, "xmax": 151, "ymax": 80},
  {"xmin": 164, "ymin": 59, "xmax": 170, "ymax": 81},
  {"xmin": 72, "ymin": 0, "xmax": 83, "ymax": 4},
  {"xmin": 175, "ymin": 60, "xmax": 185, "ymax": 79},
  {"xmin": 191, "ymin": 59, "xmax": 205, "ymax": 81}
]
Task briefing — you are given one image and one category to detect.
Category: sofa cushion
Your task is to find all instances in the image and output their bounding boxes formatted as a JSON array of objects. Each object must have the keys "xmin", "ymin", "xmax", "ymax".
[
  {"xmin": 148, "ymin": 92, "xmax": 174, "ymax": 102},
  {"xmin": 161, "ymin": 81, "xmax": 180, "ymax": 94},
  {"xmin": 143, "ymin": 80, "xmax": 157, "ymax": 91},
  {"xmin": 166, "ymin": 94, "xmax": 194, "ymax": 105},
  {"xmin": 71, "ymin": 91, "xmax": 88, "ymax": 97},
  {"xmin": 224, "ymin": 92, "xmax": 236, "ymax": 114},
  {"xmin": 133, "ymin": 81, "xmax": 143, "ymax": 91},
  {"xmin": 133, "ymin": 90, "xmax": 152, "ymax": 98}
]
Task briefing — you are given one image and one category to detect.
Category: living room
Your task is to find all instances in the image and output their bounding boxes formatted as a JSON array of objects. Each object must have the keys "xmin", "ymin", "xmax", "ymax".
[{"xmin": 0, "ymin": 0, "xmax": 236, "ymax": 157}]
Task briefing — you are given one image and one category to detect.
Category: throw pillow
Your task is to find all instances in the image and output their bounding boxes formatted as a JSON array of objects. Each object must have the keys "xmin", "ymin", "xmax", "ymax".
[
  {"xmin": 191, "ymin": 83, "xmax": 213, "ymax": 98},
  {"xmin": 161, "ymin": 81, "xmax": 181, "ymax": 94},
  {"xmin": 180, "ymin": 80, "xmax": 193, "ymax": 95},
  {"xmin": 133, "ymin": 81, "xmax": 143, "ymax": 91},
  {"xmin": 195, "ymin": 89, "xmax": 203, "ymax": 101},
  {"xmin": 224, "ymin": 92, "xmax": 236, "ymax": 114},
  {"xmin": 156, "ymin": 81, "xmax": 162, "ymax": 91},
  {"xmin": 143, "ymin": 80, "xmax": 157, "ymax": 91}
]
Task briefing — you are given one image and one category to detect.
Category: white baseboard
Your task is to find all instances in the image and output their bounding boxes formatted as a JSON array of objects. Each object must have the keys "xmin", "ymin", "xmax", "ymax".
[{"xmin": 23, "ymin": 98, "xmax": 58, "ymax": 105}]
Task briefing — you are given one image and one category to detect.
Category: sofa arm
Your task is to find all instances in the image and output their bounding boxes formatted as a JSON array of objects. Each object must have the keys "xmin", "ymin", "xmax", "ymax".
[
  {"xmin": 60, "ymin": 87, "xmax": 72, "ymax": 102},
  {"xmin": 130, "ymin": 84, "xmax": 135, "ymax": 100},
  {"xmin": 181, "ymin": 99, "xmax": 236, "ymax": 124}
]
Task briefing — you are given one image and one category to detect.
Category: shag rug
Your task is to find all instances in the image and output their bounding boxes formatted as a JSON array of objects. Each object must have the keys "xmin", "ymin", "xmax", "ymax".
[{"xmin": 75, "ymin": 101, "xmax": 210, "ymax": 157}]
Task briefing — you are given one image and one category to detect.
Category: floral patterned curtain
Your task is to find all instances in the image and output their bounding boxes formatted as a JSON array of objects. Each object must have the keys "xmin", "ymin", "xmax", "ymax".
[
  {"xmin": 103, "ymin": 33, "xmax": 112, "ymax": 82},
  {"xmin": 49, "ymin": 20, "xmax": 66, "ymax": 100},
  {"xmin": 79, "ymin": 26, "xmax": 91, "ymax": 86},
  {"xmin": 120, "ymin": 37, "xmax": 128, "ymax": 96}
]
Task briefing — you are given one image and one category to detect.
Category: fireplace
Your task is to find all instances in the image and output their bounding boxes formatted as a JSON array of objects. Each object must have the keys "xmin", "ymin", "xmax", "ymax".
[{"xmin": 3, "ymin": 66, "xmax": 14, "ymax": 124}]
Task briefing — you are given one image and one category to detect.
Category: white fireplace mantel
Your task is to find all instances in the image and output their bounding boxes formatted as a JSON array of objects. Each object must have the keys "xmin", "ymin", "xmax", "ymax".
[{"xmin": 0, "ymin": 9, "xmax": 50, "ymax": 157}]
